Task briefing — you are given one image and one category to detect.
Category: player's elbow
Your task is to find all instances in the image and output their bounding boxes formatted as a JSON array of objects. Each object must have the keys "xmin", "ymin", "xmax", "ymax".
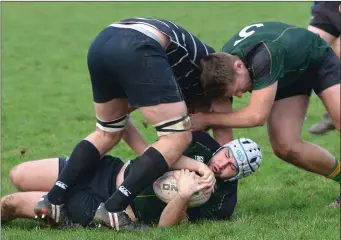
[{"xmin": 251, "ymin": 113, "xmax": 267, "ymax": 126}]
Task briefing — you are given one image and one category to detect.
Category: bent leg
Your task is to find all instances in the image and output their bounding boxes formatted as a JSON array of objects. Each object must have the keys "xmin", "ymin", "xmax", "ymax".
[
  {"xmin": 104, "ymin": 101, "xmax": 192, "ymax": 213},
  {"xmin": 268, "ymin": 95, "xmax": 338, "ymax": 177},
  {"xmin": 48, "ymin": 98, "xmax": 128, "ymax": 205}
]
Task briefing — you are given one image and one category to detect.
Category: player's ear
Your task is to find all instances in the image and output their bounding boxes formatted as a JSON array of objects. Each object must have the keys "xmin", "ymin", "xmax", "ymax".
[{"xmin": 233, "ymin": 60, "xmax": 244, "ymax": 73}]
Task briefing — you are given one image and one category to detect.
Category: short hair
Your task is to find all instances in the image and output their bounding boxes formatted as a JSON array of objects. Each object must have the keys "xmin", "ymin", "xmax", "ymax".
[{"xmin": 199, "ymin": 53, "xmax": 237, "ymax": 101}]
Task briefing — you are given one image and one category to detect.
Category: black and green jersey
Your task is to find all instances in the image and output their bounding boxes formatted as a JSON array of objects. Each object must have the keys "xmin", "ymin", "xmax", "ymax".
[
  {"xmin": 131, "ymin": 131, "xmax": 238, "ymax": 224},
  {"xmin": 222, "ymin": 21, "xmax": 330, "ymax": 90}
]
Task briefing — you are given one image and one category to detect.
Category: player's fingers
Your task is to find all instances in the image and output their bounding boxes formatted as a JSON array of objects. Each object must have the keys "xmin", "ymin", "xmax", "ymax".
[
  {"xmin": 184, "ymin": 169, "xmax": 190, "ymax": 175},
  {"xmin": 200, "ymin": 178, "xmax": 216, "ymax": 192},
  {"xmin": 204, "ymin": 183, "xmax": 215, "ymax": 194},
  {"xmin": 189, "ymin": 171, "xmax": 196, "ymax": 179},
  {"xmin": 180, "ymin": 169, "xmax": 185, "ymax": 176},
  {"xmin": 199, "ymin": 174, "xmax": 214, "ymax": 184},
  {"xmin": 197, "ymin": 182, "xmax": 210, "ymax": 192},
  {"xmin": 174, "ymin": 171, "xmax": 179, "ymax": 181}
]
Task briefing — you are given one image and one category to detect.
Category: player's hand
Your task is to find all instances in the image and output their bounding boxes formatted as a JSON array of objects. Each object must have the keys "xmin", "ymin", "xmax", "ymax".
[
  {"xmin": 197, "ymin": 163, "xmax": 216, "ymax": 194},
  {"xmin": 174, "ymin": 169, "xmax": 209, "ymax": 199},
  {"xmin": 190, "ymin": 112, "xmax": 209, "ymax": 131}
]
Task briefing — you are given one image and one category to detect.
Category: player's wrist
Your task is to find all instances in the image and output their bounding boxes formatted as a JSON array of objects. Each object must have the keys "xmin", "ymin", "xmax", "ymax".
[
  {"xmin": 177, "ymin": 191, "xmax": 192, "ymax": 200},
  {"xmin": 198, "ymin": 162, "xmax": 210, "ymax": 175}
]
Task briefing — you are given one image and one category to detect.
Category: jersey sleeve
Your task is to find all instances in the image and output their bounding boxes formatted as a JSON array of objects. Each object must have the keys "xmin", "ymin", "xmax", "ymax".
[{"xmin": 250, "ymin": 42, "xmax": 285, "ymax": 90}]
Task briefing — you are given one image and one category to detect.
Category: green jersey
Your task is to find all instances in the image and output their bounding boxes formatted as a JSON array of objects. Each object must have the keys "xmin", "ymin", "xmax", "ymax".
[
  {"xmin": 132, "ymin": 132, "xmax": 238, "ymax": 224},
  {"xmin": 222, "ymin": 21, "xmax": 330, "ymax": 90}
]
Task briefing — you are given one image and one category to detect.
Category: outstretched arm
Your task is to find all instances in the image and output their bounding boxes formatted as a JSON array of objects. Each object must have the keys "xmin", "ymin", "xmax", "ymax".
[{"xmin": 204, "ymin": 81, "xmax": 278, "ymax": 128}]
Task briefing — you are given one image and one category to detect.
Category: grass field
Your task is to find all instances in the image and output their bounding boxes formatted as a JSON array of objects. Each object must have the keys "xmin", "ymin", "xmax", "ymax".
[{"xmin": 2, "ymin": 2, "xmax": 340, "ymax": 240}]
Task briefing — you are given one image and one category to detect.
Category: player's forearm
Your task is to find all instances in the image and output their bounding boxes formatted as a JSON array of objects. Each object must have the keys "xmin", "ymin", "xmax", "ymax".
[
  {"xmin": 170, "ymin": 155, "xmax": 203, "ymax": 172},
  {"xmin": 158, "ymin": 194, "xmax": 189, "ymax": 227},
  {"xmin": 122, "ymin": 117, "xmax": 149, "ymax": 155},
  {"xmin": 205, "ymin": 107, "xmax": 266, "ymax": 128}
]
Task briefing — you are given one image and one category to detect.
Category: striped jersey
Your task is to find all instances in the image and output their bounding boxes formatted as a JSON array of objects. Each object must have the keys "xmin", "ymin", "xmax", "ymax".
[{"xmin": 117, "ymin": 18, "xmax": 215, "ymax": 107}]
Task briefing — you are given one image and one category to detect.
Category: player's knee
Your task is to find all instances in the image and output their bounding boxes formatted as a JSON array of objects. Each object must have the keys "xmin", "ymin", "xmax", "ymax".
[
  {"xmin": 95, "ymin": 114, "xmax": 130, "ymax": 146},
  {"xmin": 9, "ymin": 165, "xmax": 25, "ymax": 191},
  {"xmin": 271, "ymin": 140, "xmax": 301, "ymax": 163},
  {"xmin": 96, "ymin": 114, "xmax": 129, "ymax": 134}
]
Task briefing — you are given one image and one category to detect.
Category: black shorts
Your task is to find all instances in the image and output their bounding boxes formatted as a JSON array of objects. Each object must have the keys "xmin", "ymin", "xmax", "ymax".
[
  {"xmin": 58, "ymin": 155, "xmax": 124, "ymax": 226},
  {"xmin": 275, "ymin": 49, "xmax": 340, "ymax": 101},
  {"xmin": 310, "ymin": 2, "xmax": 340, "ymax": 37},
  {"xmin": 87, "ymin": 26, "xmax": 183, "ymax": 107}
]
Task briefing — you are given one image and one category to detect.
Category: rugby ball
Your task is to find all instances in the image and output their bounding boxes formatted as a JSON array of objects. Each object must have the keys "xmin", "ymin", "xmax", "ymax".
[{"xmin": 153, "ymin": 170, "xmax": 212, "ymax": 208}]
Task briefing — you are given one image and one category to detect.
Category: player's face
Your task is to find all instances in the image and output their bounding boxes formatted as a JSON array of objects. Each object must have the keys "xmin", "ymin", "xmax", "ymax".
[{"xmin": 208, "ymin": 148, "xmax": 238, "ymax": 179}]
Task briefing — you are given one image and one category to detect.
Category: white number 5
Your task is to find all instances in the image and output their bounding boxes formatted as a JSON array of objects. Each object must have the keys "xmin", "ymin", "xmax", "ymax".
[{"xmin": 233, "ymin": 23, "xmax": 264, "ymax": 46}]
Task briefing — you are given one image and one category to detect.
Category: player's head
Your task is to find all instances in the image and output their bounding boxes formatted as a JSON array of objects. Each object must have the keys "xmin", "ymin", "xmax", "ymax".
[
  {"xmin": 208, "ymin": 138, "xmax": 262, "ymax": 181},
  {"xmin": 200, "ymin": 52, "xmax": 251, "ymax": 99}
]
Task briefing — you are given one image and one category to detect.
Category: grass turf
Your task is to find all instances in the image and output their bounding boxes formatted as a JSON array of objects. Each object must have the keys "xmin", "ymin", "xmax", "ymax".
[{"xmin": 2, "ymin": 2, "xmax": 340, "ymax": 240}]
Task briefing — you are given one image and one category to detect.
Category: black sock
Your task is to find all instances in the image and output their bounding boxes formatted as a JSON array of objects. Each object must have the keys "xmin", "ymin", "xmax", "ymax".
[
  {"xmin": 104, "ymin": 147, "xmax": 169, "ymax": 212},
  {"xmin": 48, "ymin": 140, "xmax": 100, "ymax": 205}
]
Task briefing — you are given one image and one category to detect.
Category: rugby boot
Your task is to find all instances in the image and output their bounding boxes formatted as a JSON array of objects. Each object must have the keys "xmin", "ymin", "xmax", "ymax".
[
  {"xmin": 329, "ymin": 195, "xmax": 341, "ymax": 207},
  {"xmin": 309, "ymin": 113, "xmax": 335, "ymax": 134},
  {"xmin": 93, "ymin": 203, "xmax": 149, "ymax": 231},
  {"xmin": 34, "ymin": 194, "xmax": 68, "ymax": 226}
]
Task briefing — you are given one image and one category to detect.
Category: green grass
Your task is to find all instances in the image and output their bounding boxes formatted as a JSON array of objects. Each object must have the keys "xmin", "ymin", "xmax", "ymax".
[{"xmin": 2, "ymin": 2, "xmax": 340, "ymax": 240}]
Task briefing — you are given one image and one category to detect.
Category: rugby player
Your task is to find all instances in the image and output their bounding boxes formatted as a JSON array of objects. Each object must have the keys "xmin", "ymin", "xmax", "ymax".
[
  {"xmin": 190, "ymin": 21, "xmax": 341, "ymax": 206},
  {"xmin": 307, "ymin": 2, "xmax": 340, "ymax": 134},
  {"xmin": 37, "ymin": 18, "xmax": 232, "ymax": 230},
  {"xmin": 2, "ymin": 132, "xmax": 262, "ymax": 229}
]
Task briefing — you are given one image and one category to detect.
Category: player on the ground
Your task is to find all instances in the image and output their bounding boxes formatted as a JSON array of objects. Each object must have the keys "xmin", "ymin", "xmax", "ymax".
[
  {"xmin": 307, "ymin": 2, "xmax": 340, "ymax": 134},
  {"xmin": 190, "ymin": 21, "xmax": 341, "ymax": 206},
  {"xmin": 2, "ymin": 132, "xmax": 262, "ymax": 228},
  {"xmin": 35, "ymin": 18, "xmax": 227, "ymax": 230}
]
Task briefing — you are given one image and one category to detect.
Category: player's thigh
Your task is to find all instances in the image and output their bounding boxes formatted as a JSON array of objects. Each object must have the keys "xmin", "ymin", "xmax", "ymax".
[
  {"xmin": 10, "ymin": 158, "xmax": 59, "ymax": 192},
  {"xmin": 87, "ymin": 27, "xmax": 130, "ymax": 123},
  {"xmin": 318, "ymin": 84, "xmax": 340, "ymax": 130},
  {"xmin": 267, "ymin": 95, "xmax": 310, "ymax": 150},
  {"xmin": 139, "ymin": 101, "xmax": 188, "ymax": 125}
]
